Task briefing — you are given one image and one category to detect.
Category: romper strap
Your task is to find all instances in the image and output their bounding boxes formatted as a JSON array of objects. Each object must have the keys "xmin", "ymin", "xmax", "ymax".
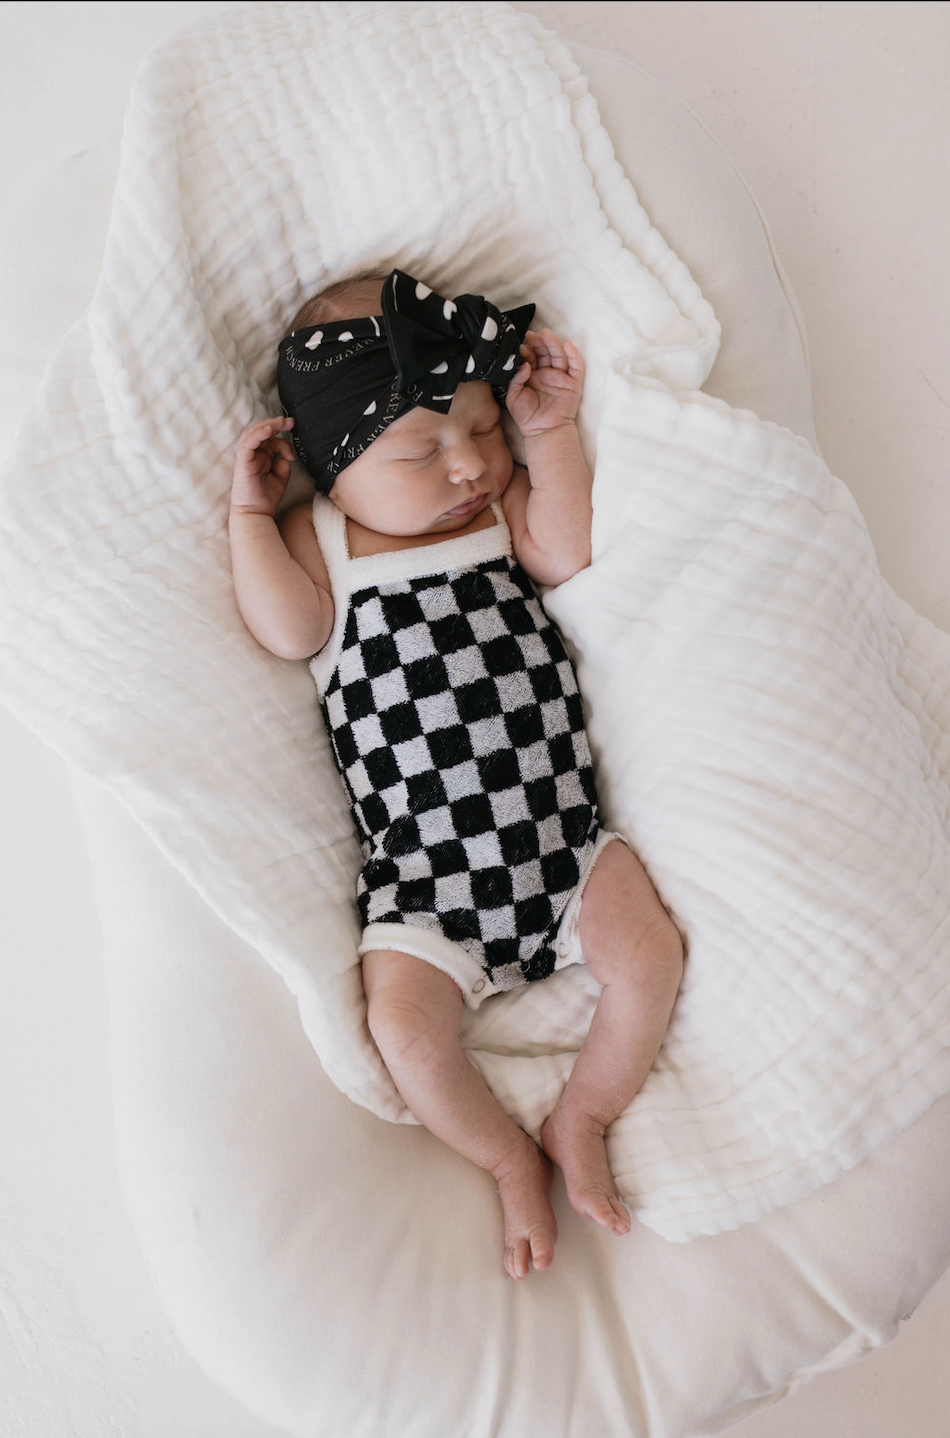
[
  {"xmin": 311, "ymin": 492, "xmax": 349, "ymax": 570},
  {"xmin": 308, "ymin": 494, "xmax": 350, "ymax": 697}
]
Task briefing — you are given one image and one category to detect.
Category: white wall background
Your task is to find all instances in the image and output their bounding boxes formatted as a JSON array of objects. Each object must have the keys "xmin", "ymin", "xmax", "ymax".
[{"xmin": 1, "ymin": 2, "xmax": 949, "ymax": 1435}]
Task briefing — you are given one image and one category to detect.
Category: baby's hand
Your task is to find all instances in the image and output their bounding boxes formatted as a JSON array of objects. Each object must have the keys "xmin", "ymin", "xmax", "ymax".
[
  {"xmin": 230, "ymin": 416, "xmax": 296, "ymax": 516},
  {"xmin": 505, "ymin": 329, "xmax": 584, "ymax": 439}
]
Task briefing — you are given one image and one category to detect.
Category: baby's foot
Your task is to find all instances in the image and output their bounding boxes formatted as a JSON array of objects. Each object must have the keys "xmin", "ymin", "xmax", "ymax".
[
  {"xmin": 493, "ymin": 1133, "xmax": 558, "ymax": 1279},
  {"xmin": 540, "ymin": 1105, "xmax": 631, "ymax": 1236}
]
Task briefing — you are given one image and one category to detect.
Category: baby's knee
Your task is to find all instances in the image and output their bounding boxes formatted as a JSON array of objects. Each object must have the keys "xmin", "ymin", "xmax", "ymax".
[
  {"xmin": 363, "ymin": 951, "xmax": 462, "ymax": 1070},
  {"xmin": 367, "ymin": 994, "xmax": 435, "ymax": 1070},
  {"xmin": 580, "ymin": 842, "xmax": 684, "ymax": 988}
]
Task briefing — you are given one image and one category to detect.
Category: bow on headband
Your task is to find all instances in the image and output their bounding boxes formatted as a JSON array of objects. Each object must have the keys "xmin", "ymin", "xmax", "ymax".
[{"xmin": 276, "ymin": 268, "xmax": 535, "ymax": 492}]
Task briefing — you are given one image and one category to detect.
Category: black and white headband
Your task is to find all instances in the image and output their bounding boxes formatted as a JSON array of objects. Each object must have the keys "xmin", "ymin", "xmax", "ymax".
[{"xmin": 276, "ymin": 268, "xmax": 535, "ymax": 492}]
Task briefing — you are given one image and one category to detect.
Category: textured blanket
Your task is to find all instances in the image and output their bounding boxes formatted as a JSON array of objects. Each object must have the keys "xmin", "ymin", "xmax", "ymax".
[{"xmin": 1, "ymin": 0, "xmax": 948, "ymax": 1243}]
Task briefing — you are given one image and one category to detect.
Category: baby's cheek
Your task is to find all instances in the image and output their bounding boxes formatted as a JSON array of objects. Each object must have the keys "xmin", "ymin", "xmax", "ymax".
[{"xmin": 494, "ymin": 452, "xmax": 516, "ymax": 496}]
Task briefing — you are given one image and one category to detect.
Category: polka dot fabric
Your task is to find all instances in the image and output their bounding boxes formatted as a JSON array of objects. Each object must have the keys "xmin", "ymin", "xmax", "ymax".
[{"xmin": 276, "ymin": 268, "xmax": 535, "ymax": 492}]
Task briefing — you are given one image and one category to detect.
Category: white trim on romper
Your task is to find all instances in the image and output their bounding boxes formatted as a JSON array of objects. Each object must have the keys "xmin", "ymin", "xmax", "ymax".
[
  {"xmin": 308, "ymin": 496, "xmax": 510, "ymax": 698},
  {"xmin": 359, "ymin": 828, "xmax": 627, "ymax": 1008}
]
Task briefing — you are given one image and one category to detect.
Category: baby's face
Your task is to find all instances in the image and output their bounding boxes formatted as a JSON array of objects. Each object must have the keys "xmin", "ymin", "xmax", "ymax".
[{"xmin": 328, "ymin": 381, "xmax": 514, "ymax": 537}]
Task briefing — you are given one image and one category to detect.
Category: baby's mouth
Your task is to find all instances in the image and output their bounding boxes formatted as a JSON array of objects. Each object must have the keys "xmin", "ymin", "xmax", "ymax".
[{"xmin": 445, "ymin": 491, "xmax": 487, "ymax": 517}]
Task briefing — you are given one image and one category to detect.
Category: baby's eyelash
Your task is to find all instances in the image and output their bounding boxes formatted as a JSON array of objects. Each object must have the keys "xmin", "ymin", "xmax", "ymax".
[{"xmin": 397, "ymin": 421, "xmax": 499, "ymax": 461}]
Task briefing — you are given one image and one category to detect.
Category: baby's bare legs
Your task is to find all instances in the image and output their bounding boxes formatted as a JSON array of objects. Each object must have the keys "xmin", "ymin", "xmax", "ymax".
[
  {"xmin": 362, "ymin": 948, "xmax": 557, "ymax": 1280},
  {"xmin": 540, "ymin": 840, "xmax": 684, "ymax": 1234}
]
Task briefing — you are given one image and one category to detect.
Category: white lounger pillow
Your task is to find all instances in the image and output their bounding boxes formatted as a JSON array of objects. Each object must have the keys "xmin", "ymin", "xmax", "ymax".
[{"xmin": 2, "ymin": 7, "xmax": 949, "ymax": 1436}]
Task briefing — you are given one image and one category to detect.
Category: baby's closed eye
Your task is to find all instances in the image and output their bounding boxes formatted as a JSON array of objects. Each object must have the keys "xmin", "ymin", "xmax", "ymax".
[{"xmin": 398, "ymin": 426, "xmax": 497, "ymax": 463}]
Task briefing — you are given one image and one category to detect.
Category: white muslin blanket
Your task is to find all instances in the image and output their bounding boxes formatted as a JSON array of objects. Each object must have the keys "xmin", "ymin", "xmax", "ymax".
[{"xmin": 2, "ymin": 0, "xmax": 949, "ymax": 1243}]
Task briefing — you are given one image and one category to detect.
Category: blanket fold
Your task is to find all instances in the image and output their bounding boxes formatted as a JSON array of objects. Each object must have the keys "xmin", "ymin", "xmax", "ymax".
[{"xmin": 2, "ymin": 0, "xmax": 948, "ymax": 1242}]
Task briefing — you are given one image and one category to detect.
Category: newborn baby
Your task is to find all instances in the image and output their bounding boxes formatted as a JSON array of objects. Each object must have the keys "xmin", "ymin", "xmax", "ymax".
[{"xmin": 229, "ymin": 268, "xmax": 683, "ymax": 1279}]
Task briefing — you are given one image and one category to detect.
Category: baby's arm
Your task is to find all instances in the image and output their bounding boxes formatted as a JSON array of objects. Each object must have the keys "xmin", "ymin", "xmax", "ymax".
[
  {"xmin": 229, "ymin": 417, "xmax": 334, "ymax": 659},
  {"xmin": 502, "ymin": 329, "xmax": 593, "ymax": 586}
]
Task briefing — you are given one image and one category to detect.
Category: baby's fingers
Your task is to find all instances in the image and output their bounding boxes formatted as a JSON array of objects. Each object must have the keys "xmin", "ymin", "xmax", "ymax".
[
  {"xmin": 561, "ymin": 337, "xmax": 584, "ymax": 381},
  {"xmin": 525, "ymin": 329, "xmax": 583, "ymax": 380},
  {"xmin": 237, "ymin": 415, "xmax": 295, "ymax": 453},
  {"xmin": 508, "ymin": 357, "xmax": 533, "ymax": 392},
  {"xmin": 526, "ymin": 328, "xmax": 566, "ymax": 369}
]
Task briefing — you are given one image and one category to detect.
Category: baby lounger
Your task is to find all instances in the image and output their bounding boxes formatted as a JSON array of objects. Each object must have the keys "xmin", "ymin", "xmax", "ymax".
[{"xmin": 3, "ymin": 6, "xmax": 950, "ymax": 1435}]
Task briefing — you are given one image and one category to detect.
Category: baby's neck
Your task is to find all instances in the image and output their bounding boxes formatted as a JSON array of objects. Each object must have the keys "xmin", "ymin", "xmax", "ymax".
[{"xmin": 344, "ymin": 504, "xmax": 497, "ymax": 558}]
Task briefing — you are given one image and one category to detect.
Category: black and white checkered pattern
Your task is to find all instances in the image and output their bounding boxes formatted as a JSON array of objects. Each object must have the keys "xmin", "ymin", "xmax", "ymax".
[{"xmin": 322, "ymin": 554, "xmax": 599, "ymax": 990}]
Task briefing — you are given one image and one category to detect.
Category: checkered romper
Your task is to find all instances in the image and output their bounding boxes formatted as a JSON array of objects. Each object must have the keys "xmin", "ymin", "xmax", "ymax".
[{"xmin": 310, "ymin": 498, "xmax": 603, "ymax": 1006}]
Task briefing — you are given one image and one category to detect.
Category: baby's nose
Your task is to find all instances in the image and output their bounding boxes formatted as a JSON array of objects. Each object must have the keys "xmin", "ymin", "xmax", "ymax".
[{"xmin": 448, "ymin": 440, "xmax": 487, "ymax": 484}]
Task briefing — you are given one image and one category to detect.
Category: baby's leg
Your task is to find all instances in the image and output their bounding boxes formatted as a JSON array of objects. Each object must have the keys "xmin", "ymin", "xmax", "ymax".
[
  {"xmin": 362, "ymin": 948, "xmax": 557, "ymax": 1280},
  {"xmin": 540, "ymin": 840, "xmax": 684, "ymax": 1234}
]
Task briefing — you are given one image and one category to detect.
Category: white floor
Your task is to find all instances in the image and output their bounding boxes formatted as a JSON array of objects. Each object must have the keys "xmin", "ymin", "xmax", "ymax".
[{"xmin": 2, "ymin": 4, "xmax": 949, "ymax": 1435}]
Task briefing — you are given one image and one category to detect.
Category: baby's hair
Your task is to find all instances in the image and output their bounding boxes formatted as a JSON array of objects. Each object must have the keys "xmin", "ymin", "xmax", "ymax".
[{"xmin": 289, "ymin": 270, "xmax": 390, "ymax": 332}]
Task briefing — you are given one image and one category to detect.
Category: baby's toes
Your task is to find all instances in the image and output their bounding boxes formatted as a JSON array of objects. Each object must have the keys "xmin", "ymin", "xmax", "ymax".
[
  {"xmin": 529, "ymin": 1225, "xmax": 555, "ymax": 1272},
  {"xmin": 609, "ymin": 1197, "xmax": 631, "ymax": 1236},
  {"xmin": 506, "ymin": 1238, "xmax": 531, "ymax": 1280},
  {"xmin": 577, "ymin": 1185, "xmax": 626, "ymax": 1231}
]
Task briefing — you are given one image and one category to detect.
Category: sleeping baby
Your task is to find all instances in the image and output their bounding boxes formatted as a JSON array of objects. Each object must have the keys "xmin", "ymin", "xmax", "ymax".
[{"xmin": 228, "ymin": 268, "xmax": 684, "ymax": 1279}]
